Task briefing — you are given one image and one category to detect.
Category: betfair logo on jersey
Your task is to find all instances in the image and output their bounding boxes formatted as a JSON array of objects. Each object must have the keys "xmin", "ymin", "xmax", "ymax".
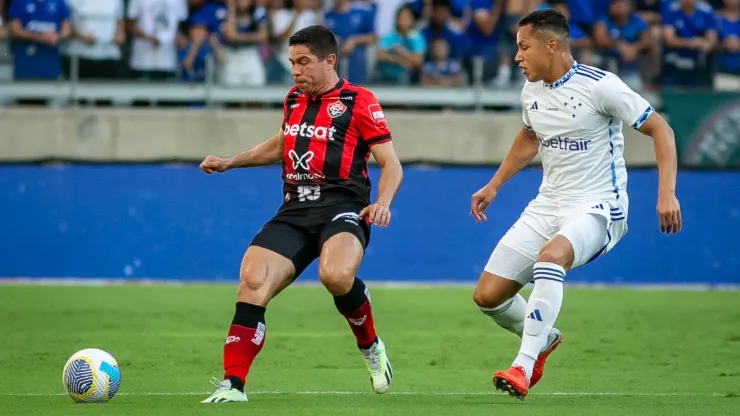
[
  {"xmin": 283, "ymin": 123, "xmax": 337, "ymax": 140},
  {"xmin": 539, "ymin": 136, "xmax": 592, "ymax": 151}
]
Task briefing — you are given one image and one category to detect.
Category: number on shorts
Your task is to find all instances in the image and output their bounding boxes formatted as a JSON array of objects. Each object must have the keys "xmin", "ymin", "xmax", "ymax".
[{"xmin": 297, "ymin": 185, "xmax": 321, "ymax": 202}]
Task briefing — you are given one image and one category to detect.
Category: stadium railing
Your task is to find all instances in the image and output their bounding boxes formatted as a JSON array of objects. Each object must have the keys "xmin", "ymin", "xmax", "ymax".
[{"xmin": 0, "ymin": 55, "xmax": 663, "ymax": 111}]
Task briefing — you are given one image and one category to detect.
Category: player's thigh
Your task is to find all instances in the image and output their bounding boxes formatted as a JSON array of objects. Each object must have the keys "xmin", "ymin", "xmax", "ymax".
[
  {"xmin": 243, "ymin": 220, "xmax": 319, "ymax": 304},
  {"xmin": 317, "ymin": 211, "xmax": 369, "ymax": 295},
  {"xmin": 554, "ymin": 212, "xmax": 610, "ymax": 270},
  {"xmin": 475, "ymin": 219, "xmax": 547, "ymax": 307}
]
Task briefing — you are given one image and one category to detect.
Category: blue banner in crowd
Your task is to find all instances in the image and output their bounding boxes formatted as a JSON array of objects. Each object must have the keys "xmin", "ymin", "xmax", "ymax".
[{"xmin": 1, "ymin": 165, "xmax": 737, "ymax": 285}]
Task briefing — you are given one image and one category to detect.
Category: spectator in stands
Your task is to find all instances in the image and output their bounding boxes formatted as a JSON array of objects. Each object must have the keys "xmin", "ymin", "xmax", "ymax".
[
  {"xmin": 374, "ymin": 0, "xmax": 409, "ymax": 38},
  {"xmin": 634, "ymin": 0, "xmax": 664, "ymax": 26},
  {"xmin": 179, "ymin": 0, "xmax": 225, "ymax": 83},
  {"xmin": 420, "ymin": 37, "xmax": 461, "ymax": 86},
  {"xmin": 538, "ymin": 1, "xmax": 593, "ymax": 64},
  {"xmin": 418, "ymin": 0, "xmax": 469, "ymax": 61},
  {"xmin": 407, "ymin": 0, "xmax": 467, "ymax": 28},
  {"xmin": 661, "ymin": 0, "xmax": 717, "ymax": 87},
  {"xmin": 63, "ymin": 0, "xmax": 126, "ymax": 80},
  {"xmin": 0, "ymin": 0, "xmax": 6, "ymax": 40},
  {"xmin": 0, "ymin": 13, "xmax": 6, "ymax": 41},
  {"xmin": 323, "ymin": 0, "xmax": 377, "ymax": 84},
  {"xmin": 375, "ymin": 5, "xmax": 425, "ymax": 84},
  {"xmin": 715, "ymin": 0, "xmax": 740, "ymax": 90},
  {"xmin": 633, "ymin": 0, "xmax": 664, "ymax": 87},
  {"xmin": 220, "ymin": 0, "xmax": 268, "ymax": 86},
  {"xmin": 492, "ymin": 0, "xmax": 538, "ymax": 88},
  {"xmin": 8, "ymin": 0, "xmax": 71, "ymax": 80},
  {"xmin": 593, "ymin": 0, "xmax": 652, "ymax": 90},
  {"xmin": 566, "ymin": 0, "xmax": 610, "ymax": 37},
  {"xmin": 127, "ymin": 0, "xmax": 189, "ymax": 81},
  {"xmin": 269, "ymin": 0, "xmax": 320, "ymax": 84},
  {"xmin": 466, "ymin": 0, "xmax": 504, "ymax": 85}
]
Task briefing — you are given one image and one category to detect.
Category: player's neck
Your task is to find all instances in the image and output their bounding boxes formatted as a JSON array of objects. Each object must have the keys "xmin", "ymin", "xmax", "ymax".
[
  {"xmin": 310, "ymin": 74, "xmax": 341, "ymax": 97},
  {"xmin": 680, "ymin": 3, "xmax": 695, "ymax": 14},
  {"xmin": 543, "ymin": 55, "xmax": 575, "ymax": 85}
]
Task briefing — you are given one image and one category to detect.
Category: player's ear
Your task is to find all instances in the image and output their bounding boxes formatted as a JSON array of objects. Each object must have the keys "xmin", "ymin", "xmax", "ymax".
[
  {"xmin": 325, "ymin": 53, "xmax": 337, "ymax": 71},
  {"xmin": 547, "ymin": 38, "xmax": 558, "ymax": 55}
]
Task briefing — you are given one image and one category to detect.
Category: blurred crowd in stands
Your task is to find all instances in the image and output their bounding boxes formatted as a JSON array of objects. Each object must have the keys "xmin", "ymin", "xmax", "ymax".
[{"xmin": 0, "ymin": 0, "xmax": 738, "ymax": 91}]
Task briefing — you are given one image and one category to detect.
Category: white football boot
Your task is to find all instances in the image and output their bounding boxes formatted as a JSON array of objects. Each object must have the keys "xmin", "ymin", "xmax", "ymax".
[
  {"xmin": 361, "ymin": 338, "xmax": 393, "ymax": 394},
  {"xmin": 200, "ymin": 378, "xmax": 248, "ymax": 403}
]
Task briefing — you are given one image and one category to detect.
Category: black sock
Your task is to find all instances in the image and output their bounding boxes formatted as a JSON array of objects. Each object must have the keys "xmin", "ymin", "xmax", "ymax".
[{"xmin": 333, "ymin": 278, "xmax": 369, "ymax": 313}]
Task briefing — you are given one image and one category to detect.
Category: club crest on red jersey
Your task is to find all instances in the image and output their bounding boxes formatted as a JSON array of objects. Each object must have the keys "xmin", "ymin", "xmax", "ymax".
[
  {"xmin": 327, "ymin": 101, "xmax": 347, "ymax": 118},
  {"xmin": 368, "ymin": 104, "xmax": 387, "ymax": 128}
]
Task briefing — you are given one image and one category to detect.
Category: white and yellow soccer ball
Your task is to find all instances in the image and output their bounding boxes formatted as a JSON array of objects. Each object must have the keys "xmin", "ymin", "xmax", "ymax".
[{"xmin": 62, "ymin": 348, "xmax": 121, "ymax": 403}]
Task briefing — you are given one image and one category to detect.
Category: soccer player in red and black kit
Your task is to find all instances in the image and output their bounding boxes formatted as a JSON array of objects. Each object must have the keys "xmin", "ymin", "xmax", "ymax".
[{"xmin": 198, "ymin": 25, "xmax": 403, "ymax": 403}]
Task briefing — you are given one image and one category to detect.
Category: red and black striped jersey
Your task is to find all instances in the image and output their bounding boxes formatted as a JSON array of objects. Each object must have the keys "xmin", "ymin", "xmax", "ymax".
[{"xmin": 280, "ymin": 79, "xmax": 392, "ymax": 205}]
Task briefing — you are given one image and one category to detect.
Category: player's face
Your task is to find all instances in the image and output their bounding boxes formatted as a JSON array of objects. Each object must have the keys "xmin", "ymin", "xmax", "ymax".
[
  {"xmin": 289, "ymin": 44, "xmax": 336, "ymax": 93},
  {"xmin": 515, "ymin": 25, "xmax": 551, "ymax": 82}
]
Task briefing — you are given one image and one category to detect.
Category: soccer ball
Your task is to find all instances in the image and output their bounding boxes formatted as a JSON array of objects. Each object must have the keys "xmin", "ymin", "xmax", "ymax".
[{"xmin": 62, "ymin": 348, "xmax": 121, "ymax": 403}]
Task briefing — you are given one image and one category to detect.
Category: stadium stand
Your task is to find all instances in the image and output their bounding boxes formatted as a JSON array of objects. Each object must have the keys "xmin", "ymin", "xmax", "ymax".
[{"xmin": 0, "ymin": 0, "xmax": 735, "ymax": 109}]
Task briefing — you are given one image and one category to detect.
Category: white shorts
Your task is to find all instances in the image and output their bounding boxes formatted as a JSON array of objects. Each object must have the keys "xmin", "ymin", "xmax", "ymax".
[
  {"xmin": 484, "ymin": 193, "xmax": 629, "ymax": 285},
  {"xmin": 220, "ymin": 47, "xmax": 266, "ymax": 86}
]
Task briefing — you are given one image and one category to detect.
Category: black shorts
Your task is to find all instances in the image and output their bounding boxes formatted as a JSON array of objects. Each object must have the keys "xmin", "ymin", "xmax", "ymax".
[{"xmin": 249, "ymin": 198, "xmax": 371, "ymax": 278}]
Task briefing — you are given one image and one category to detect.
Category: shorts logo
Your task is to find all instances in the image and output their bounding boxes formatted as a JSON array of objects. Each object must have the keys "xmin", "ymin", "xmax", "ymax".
[
  {"xmin": 225, "ymin": 336, "xmax": 240, "ymax": 344},
  {"xmin": 327, "ymin": 101, "xmax": 347, "ymax": 118},
  {"xmin": 332, "ymin": 212, "xmax": 361, "ymax": 226},
  {"xmin": 289, "ymin": 150, "xmax": 314, "ymax": 170},
  {"xmin": 368, "ymin": 104, "xmax": 387, "ymax": 128}
]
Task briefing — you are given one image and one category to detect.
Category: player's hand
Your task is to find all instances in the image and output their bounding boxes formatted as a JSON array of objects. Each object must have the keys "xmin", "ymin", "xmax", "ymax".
[
  {"xmin": 360, "ymin": 203, "xmax": 391, "ymax": 228},
  {"xmin": 199, "ymin": 155, "xmax": 231, "ymax": 174},
  {"xmin": 470, "ymin": 184, "xmax": 497, "ymax": 223},
  {"xmin": 657, "ymin": 191, "xmax": 682, "ymax": 235}
]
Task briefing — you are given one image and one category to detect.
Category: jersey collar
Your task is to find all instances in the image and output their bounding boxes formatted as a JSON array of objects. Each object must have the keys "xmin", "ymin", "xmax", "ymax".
[{"xmin": 545, "ymin": 61, "xmax": 578, "ymax": 89}]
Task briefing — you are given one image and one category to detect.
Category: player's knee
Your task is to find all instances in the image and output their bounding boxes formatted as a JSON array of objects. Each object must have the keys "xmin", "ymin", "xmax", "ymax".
[
  {"xmin": 472, "ymin": 278, "xmax": 510, "ymax": 308},
  {"xmin": 536, "ymin": 242, "xmax": 574, "ymax": 269},
  {"xmin": 238, "ymin": 263, "xmax": 269, "ymax": 297},
  {"xmin": 318, "ymin": 261, "xmax": 355, "ymax": 294}
]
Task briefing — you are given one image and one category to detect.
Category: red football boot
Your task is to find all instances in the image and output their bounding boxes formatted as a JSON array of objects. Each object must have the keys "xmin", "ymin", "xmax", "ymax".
[{"xmin": 530, "ymin": 329, "xmax": 563, "ymax": 388}]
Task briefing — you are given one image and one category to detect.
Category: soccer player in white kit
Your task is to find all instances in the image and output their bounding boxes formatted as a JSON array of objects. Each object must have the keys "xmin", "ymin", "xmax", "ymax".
[{"xmin": 469, "ymin": 9, "xmax": 683, "ymax": 400}]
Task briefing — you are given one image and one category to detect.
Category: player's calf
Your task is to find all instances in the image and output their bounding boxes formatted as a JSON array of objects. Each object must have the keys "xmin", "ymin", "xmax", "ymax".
[
  {"xmin": 319, "ymin": 233, "xmax": 392, "ymax": 393},
  {"xmin": 473, "ymin": 271, "xmax": 527, "ymax": 337},
  {"xmin": 203, "ymin": 247, "xmax": 295, "ymax": 403}
]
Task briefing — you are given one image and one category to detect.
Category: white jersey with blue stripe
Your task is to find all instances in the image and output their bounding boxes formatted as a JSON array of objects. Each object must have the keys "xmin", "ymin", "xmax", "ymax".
[{"xmin": 520, "ymin": 61, "xmax": 654, "ymax": 204}]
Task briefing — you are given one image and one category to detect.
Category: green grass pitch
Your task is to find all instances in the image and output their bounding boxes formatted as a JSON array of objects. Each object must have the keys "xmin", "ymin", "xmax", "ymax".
[{"xmin": 1, "ymin": 284, "xmax": 739, "ymax": 416}]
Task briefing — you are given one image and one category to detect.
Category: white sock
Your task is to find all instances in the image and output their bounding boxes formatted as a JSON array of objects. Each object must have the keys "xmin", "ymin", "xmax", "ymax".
[
  {"xmin": 513, "ymin": 262, "xmax": 564, "ymax": 381},
  {"xmin": 479, "ymin": 294, "xmax": 527, "ymax": 337}
]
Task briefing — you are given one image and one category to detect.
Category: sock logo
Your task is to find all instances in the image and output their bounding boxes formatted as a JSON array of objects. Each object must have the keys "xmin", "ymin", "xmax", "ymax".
[
  {"xmin": 251, "ymin": 322, "xmax": 266, "ymax": 346},
  {"xmin": 348, "ymin": 315, "xmax": 367, "ymax": 326},
  {"xmin": 225, "ymin": 336, "xmax": 241, "ymax": 344},
  {"xmin": 527, "ymin": 309, "xmax": 543, "ymax": 322}
]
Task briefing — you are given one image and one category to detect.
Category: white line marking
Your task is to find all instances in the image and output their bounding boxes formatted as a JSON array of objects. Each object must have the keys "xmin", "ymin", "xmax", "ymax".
[
  {"xmin": 0, "ymin": 278, "xmax": 738, "ymax": 290},
  {"xmin": 2, "ymin": 391, "xmax": 728, "ymax": 398}
]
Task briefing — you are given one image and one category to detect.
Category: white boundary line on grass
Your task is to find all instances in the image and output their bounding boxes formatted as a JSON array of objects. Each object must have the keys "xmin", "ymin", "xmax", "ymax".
[
  {"xmin": 2, "ymin": 391, "xmax": 728, "ymax": 398},
  {"xmin": 1, "ymin": 278, "xmax": 739, "ymax": 291}
]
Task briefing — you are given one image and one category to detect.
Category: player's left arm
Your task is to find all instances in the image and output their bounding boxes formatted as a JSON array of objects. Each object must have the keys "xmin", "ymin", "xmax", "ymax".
[
  {"xmin": 636, "ymin": 112, "xmax": 682, "ymax": 235},
  {"xmin": 596, "ymin": 76, "xmax": 682, "ymax": 235},
  {"xmin": 355, "ymin": 91, "xmax": 403, "ymax": 228}
]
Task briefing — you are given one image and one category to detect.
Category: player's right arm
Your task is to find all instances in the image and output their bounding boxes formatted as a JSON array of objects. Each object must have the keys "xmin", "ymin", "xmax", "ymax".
[
  {"xmin": 199, "ymin": 129, "xmax": 285, "ymax": 174},
  {"xmin": 470, "ymin": 127, "xmax": 539, "ymax": 223}
]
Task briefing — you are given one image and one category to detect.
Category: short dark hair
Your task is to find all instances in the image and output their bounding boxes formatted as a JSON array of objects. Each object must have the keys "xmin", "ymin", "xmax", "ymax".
[
  {"xmin": 288, "ymin": 25, "xmax": 339, "ymax": 62},
  {"xmin": 518, "ymin": 9, "xmax": 570, "ymax": 39}
]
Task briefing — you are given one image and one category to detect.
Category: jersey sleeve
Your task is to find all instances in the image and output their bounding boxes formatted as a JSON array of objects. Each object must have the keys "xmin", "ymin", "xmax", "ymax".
[
  {"xmin": 520, "ymin": 92, "xmax": 533, "ymax": 131},
  {"xmin": 595, "ymin": 74, "xmax": 654, "ymax": 130},
  {"xmin": 355, "ymin": 90, "xmax": 392, "ymax": 147}
]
